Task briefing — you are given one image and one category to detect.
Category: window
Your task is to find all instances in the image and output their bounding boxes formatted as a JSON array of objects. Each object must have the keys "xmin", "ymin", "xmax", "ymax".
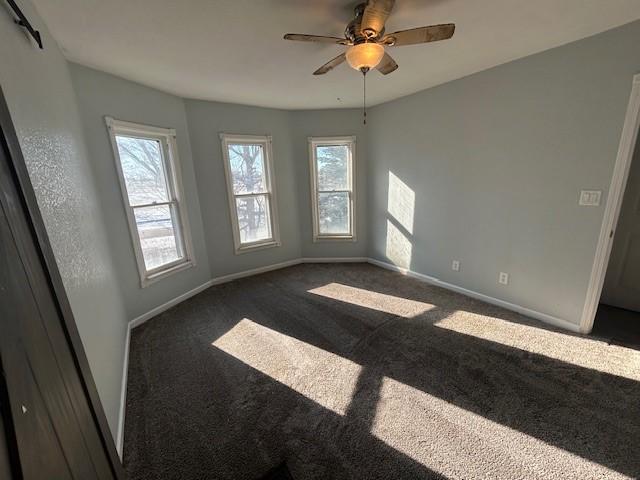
[
  {"xmin": 309, "ymin": 136, "xmax": 356, "ymax": 241},
  {"xmin": 106, "ymin": 117, "xmax": 194, "ymax": 286},
  {"xmin": 220, "ymin": 134, "xmax": 280, "ymax": 253}
]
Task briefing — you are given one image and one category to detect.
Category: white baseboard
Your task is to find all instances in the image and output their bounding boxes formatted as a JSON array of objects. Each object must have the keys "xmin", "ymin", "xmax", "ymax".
[
  {"xmin": 116, "ymin": 256, "xmax": 304, "ymax": 449},
  {"xmin": 127, "ymin": 257, "xmax": 367, "ymax": 330},
  {"xmin": 300, "ymin": 256, "xmax": 368, "ymax": 263},
  {"xmin": 116, "ymin": 254, "xmax": 581, "ymax": 454},
  {"xmin": 209, "ymin": 258, "xmax": 302, "ymax": 287},
  {"xmin": 115, "ymin": 323, "xmax": 130, "ymax": 458},
  {"xmin": 129, "ymin": 280, "xmax": 215, "ymax": 329},
  {"xmin": 367, "ymin": 258, "xmax": 581, "ymax": 333},
  {"xmin": 117, "ymin": 278, "xmax": 215, "ymax": 452}
]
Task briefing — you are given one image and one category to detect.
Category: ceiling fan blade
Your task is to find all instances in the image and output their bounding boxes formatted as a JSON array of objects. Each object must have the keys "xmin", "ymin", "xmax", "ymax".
[
  {"xmin": 381, "ymin": 23, "xmax": 455, "ymax": 46},
  {"xmin": 376, "ymin": 52, "xmax": 398, "ymax": 75},
  {"xmin": 360, "ymin": 0, "xmax": 395, "ymax": 38},
  {"xmin": 284, "ymin": 33, "xmax": 350, "ymax": 45},
  {"xmin": 313, "ymin": 53, "xmax": 347, "ymax": 75}
]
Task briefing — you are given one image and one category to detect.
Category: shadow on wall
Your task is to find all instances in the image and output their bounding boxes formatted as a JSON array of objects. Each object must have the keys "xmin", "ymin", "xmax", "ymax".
[
  {"xmin": 385, "ymin": 171, "xmax": 415, "ymax": 269},
  {"xmin": 124, "ymin": 264, "xmax": 640, "ymax": 479}
]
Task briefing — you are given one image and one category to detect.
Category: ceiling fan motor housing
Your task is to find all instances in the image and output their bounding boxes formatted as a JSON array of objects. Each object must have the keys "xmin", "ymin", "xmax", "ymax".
[
  {"xmin": 345, "ymin": 2, "xmax": 384, "ymax": 44},
  {"xmin": 283, "ymin": 0, "xmax": 455, "ymax": 77}
]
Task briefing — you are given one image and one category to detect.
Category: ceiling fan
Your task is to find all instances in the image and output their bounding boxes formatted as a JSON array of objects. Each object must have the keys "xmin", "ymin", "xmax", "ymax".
[{"xmin": 283, "ymin": 0, "xmax": 455, "ymax": 76}]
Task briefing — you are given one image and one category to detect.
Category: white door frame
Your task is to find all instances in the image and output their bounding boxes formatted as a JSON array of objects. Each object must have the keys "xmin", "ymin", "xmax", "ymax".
[{"xmin": 580, "ymin": 73, "xmax": 640, "ymax": 333}]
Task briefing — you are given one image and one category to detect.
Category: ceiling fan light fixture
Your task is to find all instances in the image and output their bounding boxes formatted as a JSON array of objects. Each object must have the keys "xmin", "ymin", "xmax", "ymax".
[{"xmin": 346, "ymin": 42, "xmax": 384, "ymax": 71}]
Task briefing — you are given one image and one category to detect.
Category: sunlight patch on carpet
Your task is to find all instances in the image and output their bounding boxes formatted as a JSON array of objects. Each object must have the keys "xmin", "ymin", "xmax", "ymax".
[
  {"xmin": 308, "ymin": 282, "xmax": 435, "ymax": 318},
  {"xmin": 371, "ymin": 377, "xmax": 634, "ymax": 479},
  {"xmin": 434, "ymin": 314, "xmax": 640, "ymax": 381},
  {"xmin": 212, "ymin": 321, "xmax": 634, "ymax": 479},
  {"xmin": 212, "ymin": 318, "xmax": 361, "ymax": 415}
]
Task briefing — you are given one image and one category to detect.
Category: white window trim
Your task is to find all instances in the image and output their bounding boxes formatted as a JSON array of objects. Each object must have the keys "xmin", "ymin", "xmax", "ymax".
[
  {"xmin": 309, "ymin": 136, "xmax": 357, "ymax": 242},
  {"xmin": 106, "ymin": 117, "xmax": 195, "ymax": 287},
  {"xmin": 220, "ymin": 133, "xmax": 281, "ymax": 254}
]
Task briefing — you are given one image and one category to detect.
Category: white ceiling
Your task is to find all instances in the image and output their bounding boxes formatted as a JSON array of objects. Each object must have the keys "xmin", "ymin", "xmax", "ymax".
[{"xmin": 33, "ymin": 0, "xmax": 640, "ymax": 110}]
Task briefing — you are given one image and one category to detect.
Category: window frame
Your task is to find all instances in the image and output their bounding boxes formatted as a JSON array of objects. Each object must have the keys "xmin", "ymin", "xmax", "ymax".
[
  {"xmin": 220, "ymin": 133, "xmax": 281, "ymax": 254},
  {"xmin": 106, "ymin": 117, "xmax": 195, "ymax": 287},
  {"xmin": 308, "ymin": 136, "xmax": 357, "ymax": 242}
]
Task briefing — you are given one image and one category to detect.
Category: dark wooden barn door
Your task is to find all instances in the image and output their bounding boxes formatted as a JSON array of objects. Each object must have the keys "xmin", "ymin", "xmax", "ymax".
[
  {"xmin": 0, "ymin": 87, "xmax": 123, "ymax": 479},
  {"xmin": 0, "ymin": 405, "xmax": 16, "ymax": 479}
]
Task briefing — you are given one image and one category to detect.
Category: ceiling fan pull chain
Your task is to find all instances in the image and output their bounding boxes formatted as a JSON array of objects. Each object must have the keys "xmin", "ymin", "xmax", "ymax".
[{"xmin": 363, "ymin": 69, "xmax": 367, "ymax": 125}]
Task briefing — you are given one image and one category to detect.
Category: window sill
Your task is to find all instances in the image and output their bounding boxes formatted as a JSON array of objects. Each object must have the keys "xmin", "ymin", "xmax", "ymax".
[
  {"xmin": 141, "ymin": 260, "xmax": 195, "ymax": 288},
  {"xmin": 313, "ymin": 235, "xmax": 357, "ymax": 243},
  {"xmin": 235, "ymin": 239, "xmax": 281, "ymax": 255}
]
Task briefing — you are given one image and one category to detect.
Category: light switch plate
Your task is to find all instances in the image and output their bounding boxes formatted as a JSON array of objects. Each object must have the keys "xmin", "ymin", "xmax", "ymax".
[{"xmin": 579, "ymin": 190, "xmax": 602, "ymax": 206}]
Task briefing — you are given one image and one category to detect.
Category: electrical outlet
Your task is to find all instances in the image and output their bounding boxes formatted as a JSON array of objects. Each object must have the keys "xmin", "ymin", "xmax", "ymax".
[
  {"xmin": 499, "ymin": 272, "xmax": 509, "ymax": 285},
  {"xmin": 452, "ymin": 260, "xmax": 460, "ymax": 272}
]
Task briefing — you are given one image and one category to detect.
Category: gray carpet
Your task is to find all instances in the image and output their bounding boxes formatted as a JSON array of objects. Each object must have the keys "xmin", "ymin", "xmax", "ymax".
[{"xmin": 123, "ymin": 263, "xmax": 640, "ymax": 480}]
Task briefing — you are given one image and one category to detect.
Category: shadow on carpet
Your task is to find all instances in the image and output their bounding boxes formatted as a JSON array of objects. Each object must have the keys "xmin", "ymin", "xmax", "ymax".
[
  {"xmin": 257, "ymin": 462, "xmax": 294, "ymax": 480},
  {"xmin": 123, "ymin": 263, "xmax": 640, "ymax": 480}
]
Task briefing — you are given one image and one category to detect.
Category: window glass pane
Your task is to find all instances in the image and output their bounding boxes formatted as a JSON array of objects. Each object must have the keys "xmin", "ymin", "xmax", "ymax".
[
  {"xmin": 116, "ymin": 135, "xmax": 169, "ymax": 205},
  {"xmin": 318, "ymin": 192, "xmax": 350, "ymax": 235},
  {"xmin": 235, "ymin": 194, "xmax": 271, "ymax": 244},
  {"xmin": 133, "ymin": 205, "xmax": 182, "ymax": 270},
  {"xmin": 228, "ymin": 144, "xmax": 267, "ymax": 194},
  {"xmin": 316, "ymin": 145, "xmax": 349, "ymax": 191}
]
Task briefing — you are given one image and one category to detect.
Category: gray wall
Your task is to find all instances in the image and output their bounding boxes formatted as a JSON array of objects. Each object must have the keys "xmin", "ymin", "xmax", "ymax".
[
  {"xmin": 69, "ymin": 64, "xmax": 212, "ymax": 321},
  {"xmin": 184, "ymin": 100, "xmax": 303, "ymax": 275},
  {"xmin": 0, "ymin": 2, "xmax": 128, "ymax": 439},
  {"xmin": 367, "ymin": 20, "xmax": 640, "ymax": 326},
  {"xmin": 290, "ymin": 109, "xmax": 368, "ymax": 259},
  {"xmin": 184, "ymin": 102, "xmax": 370, "ymax": 271},
  {"xmin": 6, "ymin": 0, "xmax": 637, "ymax": 450},
  {"xmin": 66, "ymin": 20, "xmax": 640, "ymax": 332},
  {"xmin": 68, "ymin": 66, "xmax": 369, "ymax": 319}
]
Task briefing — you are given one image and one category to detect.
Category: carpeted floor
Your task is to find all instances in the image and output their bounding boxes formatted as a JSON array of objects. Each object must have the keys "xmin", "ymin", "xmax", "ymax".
[
  {"xmin": 123, "ymin": 263, "xmax": 640, "ymax": 480},
  {"xmin": 592, "ymin": 303, "xmax": 640, "ymax": 350}
]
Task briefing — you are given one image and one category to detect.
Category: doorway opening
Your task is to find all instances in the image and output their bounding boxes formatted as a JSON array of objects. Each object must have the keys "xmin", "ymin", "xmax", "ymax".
[
  {"xmin": 581, "ymin": 75, "xmax": 640, "ymax": 340},
  {"xmin": 580, "ymin": 74, "xmax": 640, "ymax": 348},
  {"xmin": 592, "ymin": 127, "xmax": 640, "ymax": 349}
]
